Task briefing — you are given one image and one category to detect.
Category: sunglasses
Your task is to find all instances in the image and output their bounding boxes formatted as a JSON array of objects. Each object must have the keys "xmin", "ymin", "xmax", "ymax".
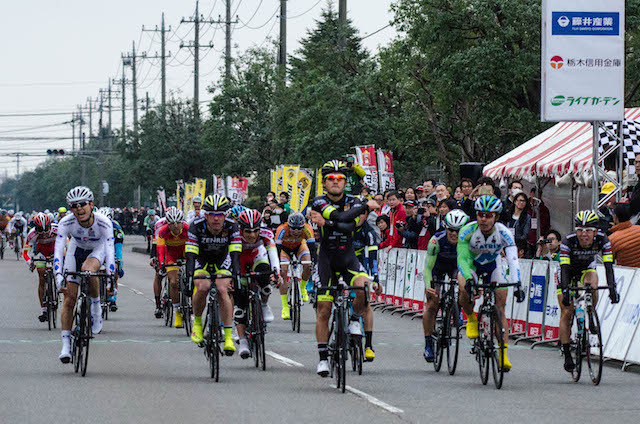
[
  {"xmin": 243, "ymin": 228, "xmax": 260, "ymax": 233},
  {"xmin": 476, "ymin": 211, "xmax": 495, "ymax": 219},
  {"xmin": 205, "ymin": 211, "xmax": 226, "ymax": 217},
  {"xmin": 70, "ymin": 202, "xmax": 89, "ymax": 210},
  {"xmin": 446, "ymin": 228, "xmax": 459, "ymax": 233},
  {"xmin": 324, "ymin": 174, "xmax": 346, "ymax": 181},
  {"xmin": 576, "ymin": 227, "xmax": 596, "ymax": 232}
]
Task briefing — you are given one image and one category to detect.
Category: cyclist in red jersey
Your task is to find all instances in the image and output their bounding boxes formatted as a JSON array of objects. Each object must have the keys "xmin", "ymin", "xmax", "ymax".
[
  {"xmin": 156, "ymin": 208, "xmax": 189, "ymax": 328},
  {"xmin": 23, "ymin": 213, "xmax": 57, "ymax": 323}
]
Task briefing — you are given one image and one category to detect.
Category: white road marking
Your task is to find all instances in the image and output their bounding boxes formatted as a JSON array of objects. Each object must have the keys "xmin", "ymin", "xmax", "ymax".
[
  {"xmin": 266, "ymin": 350, "xmax": 304, "ymax": 367},
  {"xmin": 345, "ymin": 385, "xmax": 404, "ymax": 415}
]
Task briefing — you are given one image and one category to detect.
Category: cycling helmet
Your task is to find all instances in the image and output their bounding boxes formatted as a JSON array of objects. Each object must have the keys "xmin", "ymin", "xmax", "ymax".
[
  {"xmin": 203, "ymin": 194, "xmax": 231, "ymax": 212},
  {"xmin": 47, "ymin": 213, "xmax": 55, "ymax": 222},
  {"xmin": 288, "ymin": 212, "xmax": 306, "ymax": 230},
  {"xmin": 575, "ymin": 210, "xmax": 599, "ymax": 228},
  {"xmin": 0, "ymin": 209, "xmax": 6, "ymax": 216},
  {"xmin": 227, "ymin": 205, "xmax": 248, "ymax": 221},
  {"xmin": 165, "ymin": 206, "xmax": 184, "ymax": 224},
  {"xmin": 58, "ymin": 207, "xmax": 67, "ymax": 214},
  {"xmin": 33, "ymin": 213, "xmax": 51, "ymax": 233},
  {"xmin": 66, "ymin": 186, "xmax": 94, "ymax": 205},
  {"xmin": 97, "ymin": 207, "xmax": 114, "ymax": 220},
  {"xmin": 192, "ymin": 195, "xmax": 203, "ymax": 203},
  {"xmin": 237, "ymin": 209, "xmax": 262, "ymax": 229},
  {"xmin": 147, "ymin": 209, "xmax": 156, "ymax": 216},
  {"xmin": 321, "ymin": 160, "xmax": 349, "ymax": 178},
  {"xmin": 444, "ymin": 209, "xmax": 469, "ymax": 231},
  {"xmin": 474, "ymin": 195, "xmax": 503, "ymax": 213},
  {"xmin": 15, "ymin": 212, "xmax": 23, "ymax": 218}
]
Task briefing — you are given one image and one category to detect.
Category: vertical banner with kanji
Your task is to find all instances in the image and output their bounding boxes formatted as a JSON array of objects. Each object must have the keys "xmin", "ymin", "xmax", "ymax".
[
  {"xmin": 183, "ymin": 183, "xmax": 195, "ymax": 215},
  {"xmin": 194, "ymin": 178, "xmax": 207, "ymax": 201},
  {"xmin": 212, "ymin": 175, "xmax": 226, "ymax": 196},
  {"xmin": 294, "ymin": 168, "xmax": 313, "ymax": 212},
  {"xmin": 176, "ymin": 179, "xmax": 184, "ymax": 211},
  {"xmin": 157, "ymin": 189, "xmax": 167, "ymax": 216},
  {"xmin": 282, "ymin": 165, "xmax": 300, "ymax": 209},
  {"xmin": 226, "ymin": 176, "xmax": 249, "ymax": 204},
  {"xmin": 355, "ymin": 145, "xmax": 378, "ymax": 193},
  {"xmin": 270, "ymin": 169, "xmax": 277, "ymax": 194},
  {"xmin": 276, "ymin": 166, "xmax": 284, "ymax": 195},
  {"xmin": 315, "ymin": 168, "xmax": 325, "ymax": 197},
  {"xmin": 377, "ymin": 149, "xmax": 396, "ymax": 192}
]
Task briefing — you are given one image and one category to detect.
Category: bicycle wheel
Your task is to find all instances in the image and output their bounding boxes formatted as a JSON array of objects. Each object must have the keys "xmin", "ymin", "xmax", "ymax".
[
  {"xmin": 572, "ymin": 315, "xmax": 583, "ymax": 383},
  {"xmin": 182, "ymin": 294, "xmax": 192, "ymax": 337},
  {"xmin": 46, "ymin": 273, "xmax": 54, "ymax": 331},
  {"xmin": 356, "ymin": 338, "xmax": 364, "ymax": 376},
  {"xmin": 254, "ymin": 297, "xmax": 266, "ymax": 371},
  {"xmin": 80, "ymin": 299, "xmax": 91, "ymax": 377},
  {"xmin": 73, "ymin": 309, "xmax": 81, "ymax": 374},
  {"xmin": 338, "ymin": 311, "xmax": 347, "ymax": 393},
  {"xmin": 447, "ymin": 300, "xmax": 461, "ymax": 375},
  {"xmin": 586, "ymin": 307, "xmax": 603, "ymax": 385},
  {"xmin": 477, "ymin": 311, "xmax": 490, "ymax": 385},
  {"xmin": 350, "ymin": 336, "xmax": 358, "ymax": 372},
  {"xmin": 334, "ymin": 308, "xmax": 343, "ymax": 389},
  {"xmin": 293, "ymin": 277, "xmax": 301, "ymax": 333},
  {"xmin": 490, "ymin": 309, "xmax": 505, "ymax": 389},
  {"xmin": 207, "ymin": 300, "xmax": 220, "ymax": 381},
  {"xmin": 163, "ymin": 288, "xmax": 172, "ymax": 327},
  {"xmin": 433, "ymin": 303, "xmax": 445, "ymax": 372},
  {"xmin": 100, "ymin": 277, "xmax": 109, "ymax": 321}
]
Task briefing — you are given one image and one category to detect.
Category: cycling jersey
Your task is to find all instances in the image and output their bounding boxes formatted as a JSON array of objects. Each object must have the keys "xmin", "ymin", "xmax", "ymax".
[
  {"xmin": 185, "ymin": 218, "xmax": 241, "ymax": 279},
  {"xmin": 54, "ymin": 213, "xmax": 116, "ymax": 282},
  {"xmin": 559, "ymin": 231, "xmax": 615, "ymax": 290},
  {"xmin": 144, "ymin": 215, "xmax": 160, "ymax": 231},
  {"xmin": 186, "ymin": 209, "xmax": 205, "ymax": 225},
  {"xmin": 424, "ymin": 231, "xmax": 458, "ymax": 289},
  {"xmin": 457, "ymin": 221, "xmax": 520, "ymax": 285},
  {"xmin": 150, "ymin": 217, "xmax": 167, "ymax": 258},
  {"xmin": 311, "ymin": 194, "xmax": 369, "ymax": 300},
  {"xmin": 241, "ymin": 228, "xmax": 279, "ymax": 274},
  {"xmin": 8, "ymin": 216, "xmax": 28, "ymax": 236},
  {"xmin": 112, "ymin": 219, "xmax": 124, "ymax": 263},
  {"xmin": 23, "ymin": 225, "xmax": 58, "ymax": 262},
  {"xmin": 157, "ymin": 222, "xmax": 189, "ymax": 267},
  {"xmin": 275, "ymin": 222, "xmax": 316, "ymax": 263},
  {"xmin": 353, "ymin": 222, "xmax": 378, "ymax": 275}
]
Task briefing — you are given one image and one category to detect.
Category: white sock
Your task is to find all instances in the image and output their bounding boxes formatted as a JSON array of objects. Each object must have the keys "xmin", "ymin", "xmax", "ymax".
[
  {"xmin": 90, "ymin": 297, "xmax": 100, "ymax": 313},
  {"xmin": 61, "ymin": 330, "xmax": 71, "ymax": 348},
  {"xmin": 41, "ymin": 306, "xmax": 47, "ymax": 313}
]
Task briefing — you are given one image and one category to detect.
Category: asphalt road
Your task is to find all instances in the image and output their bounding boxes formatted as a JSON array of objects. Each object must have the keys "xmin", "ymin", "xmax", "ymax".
[{"xmin": 1, "ymin": 236, "xmax": 639, "ymax": 424}]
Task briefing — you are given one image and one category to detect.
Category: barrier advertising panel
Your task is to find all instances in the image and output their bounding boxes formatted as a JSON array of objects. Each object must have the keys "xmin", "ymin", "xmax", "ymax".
[
  {"xmin": 385, "ymin": 249, "xmax": 398, "ymax": 305},
  {"xmin": 394, "ymin": 249, "xmax": 408, "ymax": 307},
  {"xmin": 596, "ymin": 265, "xmax": 635, "ymax": 349},
  {"xmin": 527, "ymin": 261, "xmax": 549, "ymax": 338},
  {"xmin": 511, "ymin": 260, "xmax": 533, "ymax": 334},
  {"xmin": 413, "ymin": 250, "xmax": 427, "ymax": 311},
  {"xmin": 403, "ymin": 250, "xmax": 417, "ymax": 310},
  {"xmin": 377, "ymin": 249, "xmax": 388, "ymax": 303},
  {"xmin": 603, "ymin": 268, "xmax": 639, "ymax": 359},
  {"xmin": 543, "ymin": 262, "xmax": 561, "ymax": 340}
]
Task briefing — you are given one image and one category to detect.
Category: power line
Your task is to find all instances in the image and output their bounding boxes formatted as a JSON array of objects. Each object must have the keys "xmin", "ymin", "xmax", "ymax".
[
  {"xmin": 361, "ymin": 23, "xmax": 392, "ymax": 40},
  {"xmin": 0, "ymin": 121, "xmax": 70, "ymax": 135},
  {"xmin": 288, "ymin": 0, "xmax": 322, "ymax": 19},
  {"xmin": 239, "ymin": 5, "xmax": 278, "ymax": 30},
  {"xmin": 237, "ymin": 0, "xmax": 263, "ymax": 28}
]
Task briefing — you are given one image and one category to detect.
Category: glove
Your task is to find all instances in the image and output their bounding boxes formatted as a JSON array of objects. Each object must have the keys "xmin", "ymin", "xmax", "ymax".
[
  {"xmin": 609, "ymin": 288, "xmax": 620, "ymax": 304},
  {"xmin": 561, "ymin": 289, "xmax": 571, "ymax": 307},
  {"xmin": 373, "ymin": 273, "xmax": 379, "ymax": 284},
  {"xmin": 465, "ymin": 278, "xmax": 476, "ymax": 298},
  {"xmin": 55, "ymin": 273, "xmax": 65, "ymax": 291},
  {"xmin": 514, "ymin": 283, "xmax": 526, "ymax": 303},
  {"xmin": 117, "ymin": 268, "xmax": 125, "ymax": 278},
  {"xmin": 29, "ymin": 261, "xmax": 35, "ymax": 272}
]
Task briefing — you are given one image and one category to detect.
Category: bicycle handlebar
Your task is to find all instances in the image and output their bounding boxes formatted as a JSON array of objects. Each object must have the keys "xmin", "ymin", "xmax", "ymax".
[
  {"xmin": 240, "ymin": 270, "xmax": 278, "ymax": 279},
  {"xmin": 474, "ymin": 281, "xmax": 520, "ymax": 289},
  {"xmin": 567, "ymin": 285, "xmax": 611, "ymax": 291},
  {"xmin": 64, "ymin": 271, "xmax": 113, "ymax": 278}
]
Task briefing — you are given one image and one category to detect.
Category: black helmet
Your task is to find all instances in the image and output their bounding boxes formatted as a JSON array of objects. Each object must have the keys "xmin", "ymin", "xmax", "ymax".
[{"xmin": 321, "ymin": 160, "xmax": 349, "ymax": 178}]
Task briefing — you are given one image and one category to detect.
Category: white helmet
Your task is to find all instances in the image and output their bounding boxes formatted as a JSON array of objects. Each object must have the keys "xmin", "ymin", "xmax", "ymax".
[
  {"xmin": 97, "ymin": 207, "xmax": 114, "ymax": 220},
  {"xmin": 165, "ymin": 206, "xmax": 184, "ymax": 224},
  {"xmin": 66, "ymin": 186, "xmax": 94, "ymax": 205},
  {"xmin": 444, "ymin": 209, "xmax": 469, "ymax": 231}
]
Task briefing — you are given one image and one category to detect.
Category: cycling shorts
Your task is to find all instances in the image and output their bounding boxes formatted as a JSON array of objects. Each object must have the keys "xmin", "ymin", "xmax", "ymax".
[
  {"xmin": 193, "ymin": 254, "xmax": 232, "ymax": 279},
  {"xmin": 279, "ymin": 244, "xmax": 311, "ymax": 265},
  {"xmin": 32, "ymin": 252, "xmax": 51, "ymax": 269},
  {"xmin": 64, "ymin": 243, "xmax": 107, "ymax": 283},
  {"xmin": 240, "ymin": 245, "xmax": 270, "ymax": 284},
  {"xmin": 470, "ymin": 256, "xmax": 508, "ymax": 290},
  {"xmin": 555, "ymin": 261, "xmax": 597, "ymax": 296},
  {"xmin": 161, "ymin": 248, "xmax": 185, "ymax": 272},
  {"xmin": 317, "ymin": 249, "xmax": 368, "ymax": 302}
]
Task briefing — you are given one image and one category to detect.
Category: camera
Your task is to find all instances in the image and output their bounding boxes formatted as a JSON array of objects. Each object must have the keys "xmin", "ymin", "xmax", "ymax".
[
  {"xmin": 395, "ymin": 221, "xmax": 406, "ymax": 229},
  {"xmin": 538, "ymin": 238, "xmax": 552, "ymax": 245},
  {"xmin": 417, "ymin": 207, "xmax": 425, "ymax": 215}
]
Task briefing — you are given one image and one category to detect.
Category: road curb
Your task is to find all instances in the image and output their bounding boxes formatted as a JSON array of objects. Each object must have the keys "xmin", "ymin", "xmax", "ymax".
[{"xmin": 132, "ymin": 247, "xmax": 149, "ymax": 255}]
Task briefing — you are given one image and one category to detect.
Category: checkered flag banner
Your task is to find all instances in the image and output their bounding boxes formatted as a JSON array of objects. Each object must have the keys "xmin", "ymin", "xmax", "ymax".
[{"xmin": 598, "ymin": 120, "xmax": 640, "ymax": 174}]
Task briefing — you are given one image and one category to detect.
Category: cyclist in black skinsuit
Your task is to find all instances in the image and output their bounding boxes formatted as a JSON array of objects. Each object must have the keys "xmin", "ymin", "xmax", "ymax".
[
  {"xmin": 309, "ymin": 160, "xmax": 381, "ymax": 377},
  {"xmin": 557, "ymin": 210, "xmax": 619, "ymax": 372}
]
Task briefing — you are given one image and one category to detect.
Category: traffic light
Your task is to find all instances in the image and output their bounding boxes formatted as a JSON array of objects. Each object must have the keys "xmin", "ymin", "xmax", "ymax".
[{"xmin": 47, "ymin": 149, "xmax": 65, "ymax": 156}]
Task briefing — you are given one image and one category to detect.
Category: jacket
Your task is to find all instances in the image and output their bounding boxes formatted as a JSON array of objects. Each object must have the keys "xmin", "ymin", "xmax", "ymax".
[
  {"xmin": 608, "ymin": 221, "xmax": 640, "ymax": 267},
  {"xmin": 380, "ymin": 204, "xmax": 407, "ymax": 249}
]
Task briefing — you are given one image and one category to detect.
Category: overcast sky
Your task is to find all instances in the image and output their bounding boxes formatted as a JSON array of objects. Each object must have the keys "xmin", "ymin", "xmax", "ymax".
[{"xmin": 0, "ymin": 0, "xmax": 396, "ymax": 178}]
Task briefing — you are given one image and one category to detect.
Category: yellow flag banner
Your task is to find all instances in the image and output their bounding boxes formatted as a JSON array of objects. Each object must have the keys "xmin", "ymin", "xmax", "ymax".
[
  {"xmin": 176, "ymin": 185, "xmax": 182, "ymax": 211},
  {"xmin": 295, "ymin": 168, "xmax": 313, "ymax": 212},
  {"xmin": 316, "ymin": 168, "xmax": 325, "ymax": 197},
  {"xmin": 276, "ymin": 166, "xmax": 284, "ymax": 195},
  {"xmin": 270, "ymin": 169, "xmax": 277, "ymax": 194},
  {"xmin": 195, "ymin": 178, "xmax": 207, "ymax": 200},
  {"xmin": 283, "ymin": 165, "xmax": 299, "ymax": 210},
  {"xmin": 183, "ymin": 183, "xmax": 195, "ymax": 215}
]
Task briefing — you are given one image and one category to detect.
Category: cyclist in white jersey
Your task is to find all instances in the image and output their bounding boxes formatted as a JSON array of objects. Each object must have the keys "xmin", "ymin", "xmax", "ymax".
[
  {"xmin": 456, "ymin": 195, "xmax": 525, "ymax": 371},
  {"xmin": 54, "ymin": 186, "xmax": 115, "ymax": 363}
]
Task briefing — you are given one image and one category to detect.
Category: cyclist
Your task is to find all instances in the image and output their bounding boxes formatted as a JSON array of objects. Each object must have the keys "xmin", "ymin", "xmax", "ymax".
[
  {"xmin": 353, "ymin": 209, "xmax": 379, "ymax": 278},
  {"xmin": 97, "ymin": 207, "xmax": 125, "ymax": 311},
  {"xmin": 54, "ymin": 186, "xmax": 115, "ymax": 363},
  {"xmin": 186, "ymin": 195, "xmax": 205, "ymax": 224},
  {"xmin": 275, "ymin": 212, "xmax": 316, "ymax": 319},
  {"xmin": 310, "ymin": 160, "xmax": 381, "ymax": 376},
  {"xmin": 235, "ymin": 209, "xmax": 281, "ymax": 358},
  {"xmin": 150, "ymin": 212, "xmax": 168, "ymax": 318},
  {"xmin": 457, "ymin": 195, "xmax": 525, "ymax": 371},
  {"xmin": 57, "ymin": 207, "xmax": 68, "ymax": 221},
  {"xmin": 422, "ymin": 209, "xmax": 468, "ymax": 362},
  {"xmin": 8, "ymin": 212, "xmax": 28, "ymax": 250},
  {"xmin": 144, "ymin": 209, "xmax": 159, "ymax": 252},
  {"xmin": 558, "ymin": 210, "xmax": 619, "ymax": 372},
  {"xmin": 185, "ymin": 194, "xmax": 241, "ymax": 355},
  {"xmin": 0, "ymin": 209, "xmax": 10, "ymax": 252},
  {"xmin": 23, "ymin": 213, "xmax": 58, "ymax": 323},
  {"xmin": 156, "ymin": 207, "xmax": 189, "ymax": 328}
]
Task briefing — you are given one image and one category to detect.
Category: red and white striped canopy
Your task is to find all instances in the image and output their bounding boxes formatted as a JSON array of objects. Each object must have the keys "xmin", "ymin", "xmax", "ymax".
[{"xmin": 483, "ymin": 108, "xmax": 640, "ymax": 179}]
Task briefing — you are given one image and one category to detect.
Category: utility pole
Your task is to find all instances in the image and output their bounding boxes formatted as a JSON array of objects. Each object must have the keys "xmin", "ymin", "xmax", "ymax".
[
  {"xmin": 71, "ymin": 113, "xmax": 76, "ymax": 152},
  {"xmin": 108, "ymin": 79, "xmax": 113, "ymax": 132},
  {"xmin": 214, "ymin": 0, "xmax": 239, "ymax": 86},
  {"xmin": 181, "ymin": 1, "xmax": 216, "ymax": 118},
  {"xmin": 279, "ymin": 0, "xmax": 287, "ymax": 81},
  {"xmin": 114, "ymin": 60, "xmax": 129, "ymax": 141},
  {"xmin": 143, "ymin": 13, "xmax": 171, "ymax": 119},
  {"xmin": 88, "ymin": 97, "xmax": 93, "ymax": 141},
  {"xmin": 339, "ymin": 0, "xmax": 347, "ymax": 50},
  {"xmin": 123, "ymin": 41, "xmax": 145, "ymax": 135},
  {"xmin": 145, "ymin": 92, "xmax": 150, "ymax": 114}
]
